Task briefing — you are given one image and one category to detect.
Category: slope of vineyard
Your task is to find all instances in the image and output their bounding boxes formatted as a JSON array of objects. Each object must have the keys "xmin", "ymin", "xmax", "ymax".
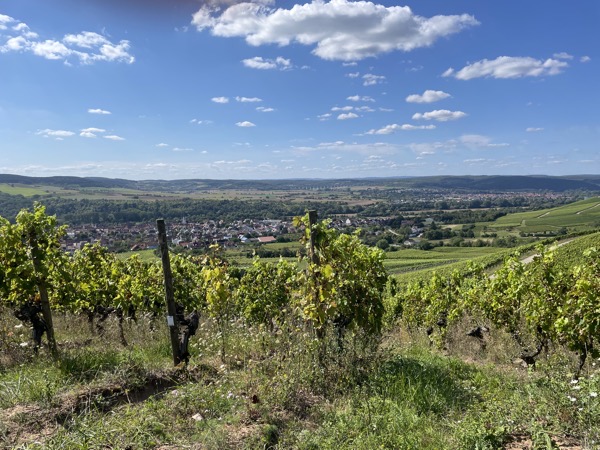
[
  {"xmin": 488, "ymin": 196, "xmax": 600, "ymax": 233},
  {"xmin": 1, "ymin": 206, "xmax": 599, "ymax": 448}
]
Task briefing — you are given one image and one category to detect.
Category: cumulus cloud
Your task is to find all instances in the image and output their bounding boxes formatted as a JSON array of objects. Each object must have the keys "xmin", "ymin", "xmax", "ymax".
[
  {"xmin": 82, "ymin": 127, "xmax": 106, "ymax": 133},
  {"xmin": 443, "ymin": 56, "xmax": 568, "ymax": 80},
  {"xmin": 0, "ymin": 20, "xmax": 134, "ymax": 64},
  {"xmin": 363, "ymin": 73, "xmax": 385, "ymax": 86},
  {"xmin": 104, "ymin": 135, "xmax": 125, "ymax": 141},
  {"xmin": 553, "ymin": 52, "xmax": 573, "ymax": 60},
  {"xmin": 242, "ymin": 55, "xmax": 291, "ymax": 69},
  {"xmin": 0, "ymin": 14, "xmax": 15, "ymax": 30},
  {"xmin": 235, "ymin": 96, "xmax": 262, "ymax": 102},
  {"xmin": 337, "ymin": 112, "xmax": 359, "ymax": 120},
  {"xmin": 256, "ymin": 106, "xmax": 275, "ymax": 112},
  {"xmin": 581, "ymin": 55, "xmax": 591, "ymax": 63},
  {"xmin": 347, "ymin": 95, "xmax": 375, "ymax": 102},
  {"xmin": 192, "ymin": 0, "xmax": 478, "ymax": 61},
  {"xmin": 365, "ymin": 123, "xmax": 436, "ymax": 134},
  {"xmin": 526, "ymin": 127, "xmax": 544, "ymax": 132},
  {"xmin": 156, "ymin": 143, "xmax": 170, "ymax": 147},
  {"xmin": 36, "ymin": 129, "xmax": 75, "ymax": 138},
  {"xmin": 406, "ymin": 90, "xmax": 450, "ymax": 103},
  {"xmin": 236, "ymin": 121, "xmax": 256, "ymax": 127},
  {"xmin": 332, "ymin": 106, "xmax": 354, "ymax": 111},
  {"xmin": 88, "ymin": 108, "xmax": 111, "ymax": 115},
  {"xmin": 211, "ymin": 96, "xmax": 230, "ymax": 103},
  {"xmin": 80, "ymin": 127, "xmax": 106, "ymax": 138},
  {"xmin": 460, "ymin": 134, "xmax": 509, "ymax": 149},
  {"xmin": 412, "ymin": 110, "xmax": 466, "ymax": 121}
]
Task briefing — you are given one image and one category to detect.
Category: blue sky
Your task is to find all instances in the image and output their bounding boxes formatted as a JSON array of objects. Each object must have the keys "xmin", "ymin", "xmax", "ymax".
[{"xmin": 0, "ymin": 0, "xmax": 598, "ymax": 180}]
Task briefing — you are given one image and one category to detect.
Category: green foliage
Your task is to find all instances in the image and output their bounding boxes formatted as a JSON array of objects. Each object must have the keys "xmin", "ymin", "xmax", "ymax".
[
  {"xmin": 0, "ymin": 203, "xmax": 67, "ymax": 305},
  {"xmin": 237, "ymin": 258, "xmax": 298, "ymax": 327},
  {"xmin": 295, "ymin": 214, "xmax": 388, "ymax": 335}
]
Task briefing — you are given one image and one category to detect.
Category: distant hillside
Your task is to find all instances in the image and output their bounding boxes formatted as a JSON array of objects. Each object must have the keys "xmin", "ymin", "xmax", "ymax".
[
  {"xmin": 0, "ymin": 174, "xmax": 599, "ymax": 193},
  {"xmin": 402, "ymin": 175, "xmax": 600, "ymax": 192}
]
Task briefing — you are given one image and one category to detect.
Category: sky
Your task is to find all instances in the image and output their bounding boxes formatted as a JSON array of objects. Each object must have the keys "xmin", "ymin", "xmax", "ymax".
[{"xmin": 0, "ymin": 0, "xmax": 598, "ymax": 180}]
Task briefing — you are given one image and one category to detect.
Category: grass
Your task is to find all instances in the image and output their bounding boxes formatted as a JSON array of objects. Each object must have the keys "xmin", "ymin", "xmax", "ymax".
[
  {"xmin": 115, "ymin": 248, "xmax": 159, "ymax": 262},
  {"xmin": 2, "ymin": 303, "xmax": 600, "ymax": 449}
]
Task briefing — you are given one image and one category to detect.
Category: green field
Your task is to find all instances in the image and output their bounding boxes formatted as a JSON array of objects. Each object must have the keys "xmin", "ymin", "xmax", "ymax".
[
  {"xmin": 384, "ymin": 246, "xmax": 502, "ymax": 274},
  {"xmin": 487, "ymin": 197, "xmax": 600, "ymax": 233}
]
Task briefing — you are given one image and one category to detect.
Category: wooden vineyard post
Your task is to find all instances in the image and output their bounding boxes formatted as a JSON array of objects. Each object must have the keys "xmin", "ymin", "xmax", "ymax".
[
  {"xmin": 307, "ymin": 210, "xmax": 325, "ymax": 344},
  {"xmin": 156, "ymin": 219, "xmax": 182, "ymax": 366},
  {"xmin": 308, "ymin": 210, "xmax": 318, "ymax": 265}
]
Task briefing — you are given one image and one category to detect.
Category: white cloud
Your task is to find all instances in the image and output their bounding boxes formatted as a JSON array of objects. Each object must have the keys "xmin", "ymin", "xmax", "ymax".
[
  {"xmin": 192, "ymin": 1, "xmax": 478, "ymax": 61},
  {"xmin": 293, "ymin": 140, "xmax": 398, "ymax": 156},
  {"xmin": 88, "ymin": 108, "xmax": 111, "ymax": 115},
  {"xmin": 366, "ymin": 123, "xmax": 436, "ymax": 134},
  {"xmin": 332, "ymin": 106, "xmax": 354, "ymax": 111},
  {"xmin": 256, "ymin": 106, "xmax": 275, "ymax": 112},
  {"xmin": 236, "ymin": 121, "xmax": 256, "ymax": 127},
  {"xmin": 12, "ymin": 23, "xmax": 38, "ymax": 39},
  {"xmin": 443, "ymin": 56, "xmax": 568, "ymax": 80},
  {"xmin": 460, "ymin": 134, "xmax": 508, "ymax": 149},
  {"xmin": 412, "ymin": 110, "xmax": 466, "ymax": 121},
  {"xmin": 0, "ymin": 14, "xmax": 15, "ymax": 30},
  {"xmin": 1, "ymin": 36, "xmax": 28, "ymax": 52},
  {"xmin": 36, "ymin": 129, "xmax": 75, "ymax": 138},
  {"xmin": 363, "ymin": 73, "xmax": 385, "ymax": 86},
  {"xmin": 104, "ymin": 135, "xmax": 125, "ymax": 141},
  {"xmin": 156, "ymin": 143, "xmax": 170, "ymax": 147},
  {"xmin": 172, "ymin": 147, "xmax": 194, "ymax": 152},
  {"xmin": 526, "ymin": 127, "xmax": 544, "ymax": 132},
  {"xmin": 235, "ymin": 96, "xmax": 262, "ymax": 102},
  {"xmin": 79, "ymin": 127, "xmax": 106, "ymax": 138},
  {"xmin": 346, "ymin": 72, "xmax": 360, "ymax": 78},
  {"xmin": 63, "ymin": 31, "xmax": 110, "ymax": 48},
  {"xmin": 318, "ymin": 113, "xmax": 332, "ymax": 121},
  {"xmin": 0, "ymin": 21, "xmax": 134, "ymax": 64},
  {"xmin": 337, "ymin": 112, "xmax": 359, "ymax": 120},
  {"xmin": 553, "ymin": 52, "xmax": 573, "ymax": 60},
  {"xmin": 242, "ymin": 55, "xmax": 291, "ymax": 70},
  {"xmin": 31, "ymin": 39, "xmax": 71, "ymax": 60},
  {"xmin": 347, "ymin": 95, "xmax": 375, "ymax": 102},
  {"xmin": 212, "ymin": 96, "xmax": 230, "ymax": 103},
  {"xmin": 581, "ymin": 55, "xmax": 591, "ymax": 63},
  {"xmin": 406, "ymin": 90, "xmax": 451, "ymax": 103}
]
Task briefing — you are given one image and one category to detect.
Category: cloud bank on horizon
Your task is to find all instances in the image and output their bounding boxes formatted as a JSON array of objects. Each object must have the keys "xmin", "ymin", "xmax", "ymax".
[{"xmin": 0, "ymin": 1, "xmax": 597, "ymax": 180}]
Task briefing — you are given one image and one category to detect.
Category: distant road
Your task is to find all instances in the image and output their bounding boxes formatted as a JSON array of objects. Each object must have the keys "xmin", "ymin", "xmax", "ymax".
[{"xmin": 519, "ymin": 238, "xmax": 574, "ymax": 265}]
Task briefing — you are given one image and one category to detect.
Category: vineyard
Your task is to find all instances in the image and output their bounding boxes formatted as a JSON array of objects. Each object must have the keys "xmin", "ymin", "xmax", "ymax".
[{"xmin": 1, "ymin": 205, "xmax": 600, "ymax": 449}]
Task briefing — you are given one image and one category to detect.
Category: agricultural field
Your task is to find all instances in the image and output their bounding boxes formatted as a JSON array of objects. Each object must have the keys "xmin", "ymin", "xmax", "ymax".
[
  {"xmin": 486, "ymin": 197, "xmax": 600, "ymax": 234},
  {"xmin": 383, "ymin": 246, "xmax": 502, "ymax": 275}
]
